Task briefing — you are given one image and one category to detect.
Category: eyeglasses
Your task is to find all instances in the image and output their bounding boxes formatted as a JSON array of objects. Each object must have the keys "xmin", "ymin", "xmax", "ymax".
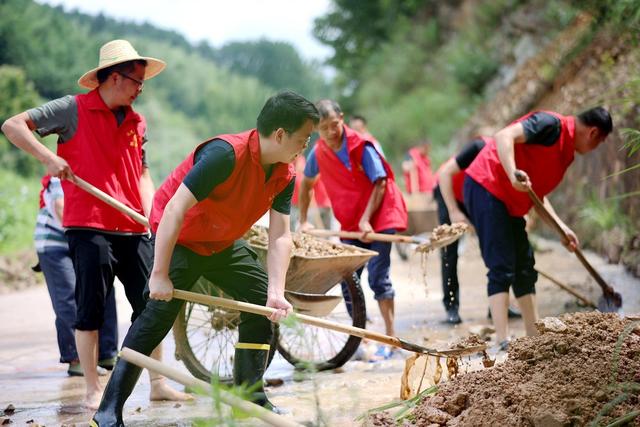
[{"xmin": 117, "ymin": 72, "xmax": 144, "ymax": 89}]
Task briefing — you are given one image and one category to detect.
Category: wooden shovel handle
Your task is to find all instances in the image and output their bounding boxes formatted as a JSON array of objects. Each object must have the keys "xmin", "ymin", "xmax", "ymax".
[
  {"xmin": 119, "ymin": 348, "xmax": 302, "ymax": 427},
  {"xmin": 535, "ymin": 268, "xmax": 596, "ymax": 308},
  {"xmin": 514, "ymin": 170, "xmax": 614, "ymax": 296},
  {"xmin": 305, "ymin": 229, "xmax": 418, "ymax": 244},
  {"xmin": 69, "ymin": 176, "xmax": 150, "ymax": 228},
  {"xmin": 174, "ymin": 289, "xmax": 412, "ymax": 352}
]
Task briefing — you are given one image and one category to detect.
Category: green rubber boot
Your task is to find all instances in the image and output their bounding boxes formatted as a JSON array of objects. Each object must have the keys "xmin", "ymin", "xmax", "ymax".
[{"xmin": 232, "ymin": 343, "xmax": 287, "ymax": 416}]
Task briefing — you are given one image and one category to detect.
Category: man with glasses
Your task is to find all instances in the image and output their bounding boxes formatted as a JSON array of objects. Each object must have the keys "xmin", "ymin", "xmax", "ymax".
[
  {"xmin": 90, "ymin": 91, "xmax": 319, "ymax": 425},
  {"xmin": 2, "ymin": 39, "xmax": 190, "ymax": 409}
]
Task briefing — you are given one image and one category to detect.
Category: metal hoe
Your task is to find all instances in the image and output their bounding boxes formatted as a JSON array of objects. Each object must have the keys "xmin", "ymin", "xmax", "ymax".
[{"xmin": 514, "ymin": 170, "xmax": 622, "ymax": 312}]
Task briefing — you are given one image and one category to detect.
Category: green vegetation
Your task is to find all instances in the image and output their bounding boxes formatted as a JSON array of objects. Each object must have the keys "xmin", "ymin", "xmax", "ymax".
[
  {"xmin": 0, "ymin": 170, "xmax": 39, "ymax": 254},
  {"xmin": 0, "ymin": 0, "xmax": 331, "ymax": 252},
  {"xmin": 314, "ymin": 0, "xmax": 581, "ymax": 165}
]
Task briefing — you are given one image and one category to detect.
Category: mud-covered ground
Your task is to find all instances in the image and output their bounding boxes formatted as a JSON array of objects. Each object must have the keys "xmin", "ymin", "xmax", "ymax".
[
  {"xmin": 0, "ymin": 235, "xmax": 638, "ymax": 426},
  {"xmin": 370, "ymin": 312, "xmax": 640, "ymax": 426}
]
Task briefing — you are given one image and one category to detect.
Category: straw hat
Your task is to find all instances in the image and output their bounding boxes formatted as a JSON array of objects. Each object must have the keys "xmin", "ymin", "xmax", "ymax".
[{"xmin": 78, "ymin": 39, "xmax": 166, "ymax": 89}]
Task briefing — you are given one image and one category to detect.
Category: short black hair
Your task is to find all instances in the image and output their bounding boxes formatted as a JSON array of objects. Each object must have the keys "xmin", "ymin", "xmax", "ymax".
[
  {"xmin": 350, "ymin": 114, "xmax": 367, "ymax": 125},
  {"xmin": 97, "ymin": 59, "xmax": 148, "ymax": 84},
  {"xmin": 257, "ymin": 91, "xmax": 319, "ymax": 136},
  {"xmin": 577, "ymin": 106, "xmax": 613, "ymax": 136},
  {"xmin": 315, "ymin": 99, "xmax": 342, "ymax": 120}
]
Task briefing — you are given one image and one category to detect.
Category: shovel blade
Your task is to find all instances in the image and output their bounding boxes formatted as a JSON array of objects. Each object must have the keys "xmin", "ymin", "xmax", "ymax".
[{"xmin": 597, "ymin": 292, "xmax": 622, "ymax": 313}]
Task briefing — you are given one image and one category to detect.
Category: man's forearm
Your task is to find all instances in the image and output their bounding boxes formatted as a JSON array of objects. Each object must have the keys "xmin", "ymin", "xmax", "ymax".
[
  {"xmin": 139, "ymin": 168, "xmax": 155, "ymax": 218},
  {"xmin": 361, "ymin": 179, "xmax": 386, "ymax": 223},
  {"xmin": 151, "ymin": 201, "xmax": 184, "ymax": 276},
  {"xmin": 299, "ymin": 178, "xmax": 313, "ymax": 223},
  {"xmin": 266, "ymin": 234, "xmax": 292, "ymax": 297},
  {"xmin": 438, "ymin": 160, "xmax": 462, "ymax": 216},
  {"xmin": 496, "ymin": 135, "xmax": 517, "ymax": 179},
  {"xmin": 2, "ymin": 113, "xmax": 56, "ymax": 165}
]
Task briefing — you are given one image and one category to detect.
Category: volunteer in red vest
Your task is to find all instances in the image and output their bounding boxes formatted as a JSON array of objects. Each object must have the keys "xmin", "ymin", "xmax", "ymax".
[
  {"xmin": 299, "ymin": 99, "xmax": 407, "ymax": 359},
  {"xmin": 433, "ymin": 137, "xmax": 488, "ymax": 324},
  {"xmin": 403, "ymin": 140, "xmax": 436, "ymax": 195},
  {"xmin": 91, "ymin": 91, "xmax": 319, "ymax": 425},
  {"xmin": 2, "ymin": 39, "xmax": 189, "ymax": 409},
  {"xmin": 435, "ymin": 137, "xmax": 523, "ymax": 325},
  {"xmin": 34, "ymin": 175, "xmax": 119, "ymax": 377},
  {"xmin": 463, "ymin": 107, "xmax": 613, "ymax": 350}
]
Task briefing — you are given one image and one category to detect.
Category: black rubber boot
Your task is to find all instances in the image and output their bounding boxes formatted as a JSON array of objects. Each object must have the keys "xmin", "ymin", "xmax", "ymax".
[
  {"xmin": 90, "ymin": 359, "xmax": 143, "ymax": 427},
  {"xmin": 233, "ymin": 345, "xmax": 287, "ymax": 415}
]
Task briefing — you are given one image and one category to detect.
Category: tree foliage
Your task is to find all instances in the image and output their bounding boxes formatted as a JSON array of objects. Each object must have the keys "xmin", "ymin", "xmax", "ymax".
[{"xmin": 0, "ymin": 0, "xmax": 331, "ymax": 252}]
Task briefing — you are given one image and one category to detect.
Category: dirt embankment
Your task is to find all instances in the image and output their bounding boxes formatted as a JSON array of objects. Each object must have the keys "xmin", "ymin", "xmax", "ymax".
[
  {"xmin": 369, "ymin": 312, "xmax": 640, "ymax": 426},
  {"xmin": 0, "ymin": 250, "xmax": 41, "ymax": 294},
  {"xmin": 454, "ymin": 10, "xmax": 640, "ymax": 277}
]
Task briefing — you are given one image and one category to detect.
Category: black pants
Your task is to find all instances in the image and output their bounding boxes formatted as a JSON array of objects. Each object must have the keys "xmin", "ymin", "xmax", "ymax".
[
  {"xmin": 66, "ymin": 230, "xmax": 152, "ymax": 330},
  {"xmin": 433, "ymin": 186, "xmax": 468, "ymax": 312},
  {"xmin": 122, "ymin": 240, "xmax": 273, "ymax": 358}
]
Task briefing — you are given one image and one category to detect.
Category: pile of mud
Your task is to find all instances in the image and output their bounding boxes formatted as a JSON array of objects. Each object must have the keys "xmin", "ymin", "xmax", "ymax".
[
  {"xmin": 244, "ymin": 226, "xmax": 362, "ymax": 257},
  {"xmin": 372, "ymin": 312, "xmax": 640, "ymax": 426},
  {"xmin": 0, "ymin": 250, "xmax": 41, "ymax": 294}
]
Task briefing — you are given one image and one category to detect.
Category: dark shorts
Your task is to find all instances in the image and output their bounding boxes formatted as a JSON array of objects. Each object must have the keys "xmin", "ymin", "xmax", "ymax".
[
  {"xmin": 463, "ymin": 176, "xmax": 537, "ymax": 298},
  {"xmin": 66, "ymin": 230, "xmax": 153, "ymax": 330}
]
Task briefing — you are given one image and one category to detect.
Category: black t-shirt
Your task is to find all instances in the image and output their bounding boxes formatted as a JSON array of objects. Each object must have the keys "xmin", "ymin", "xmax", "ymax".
[
  {"xmin": 182, "ymin": 139, "xmax": 294, "ymax": 214},
  {"xmin": 521, "ymin": 112, "xmax": 561, "ymax": 146},
  {"xmin": 455, "ymin": 138, "xmax": 487, "ymax": 170}
]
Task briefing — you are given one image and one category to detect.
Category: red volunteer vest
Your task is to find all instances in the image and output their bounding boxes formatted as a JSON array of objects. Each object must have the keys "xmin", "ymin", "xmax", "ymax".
[
  {"xmin": 57, "ymin": 89, "xmax": 147, "ymax": 232},
  {"xmin": 39, "ymin": 175, "xmax": 52, "ymax": 209},
  {"xmin": 404, "ymin": 147, "xmax": 436, "ymax": 194},
  {"xmin": 315, "ymin": 126, "xmax": 407, "ymax": 232},
  {"xmin": 465, "ymin": 112, "xmax": 575, "ymax": 216},
  {"xmin": 150, "ymin": 130, "xmax": 294, "ymax": 256}
]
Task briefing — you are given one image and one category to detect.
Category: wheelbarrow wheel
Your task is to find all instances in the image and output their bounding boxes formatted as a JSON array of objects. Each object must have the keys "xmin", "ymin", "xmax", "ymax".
[
  {"xmin": 173, "ymin": 277, "xmax": 278, "ymax": 383},
  {"xmin": 276, "ymin": 272, "xmax": 366, "ymax": 371}
]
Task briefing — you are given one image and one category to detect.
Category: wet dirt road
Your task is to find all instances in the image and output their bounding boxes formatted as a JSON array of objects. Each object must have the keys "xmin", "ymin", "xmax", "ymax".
[{"xmin": 1, "ymin": 235, "xmax": 638, "ymax": 426}]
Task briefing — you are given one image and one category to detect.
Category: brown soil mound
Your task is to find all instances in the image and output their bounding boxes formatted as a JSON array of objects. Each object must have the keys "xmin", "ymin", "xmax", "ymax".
[
  {"xmin": 244, "ymin": 226, "xmax": 362, "ymax": 257},
  {"xmin": 0, "ymin": 250, "xmax": 41, "ymax": 294},
  {"xmin": 372, "ymin": 312, "xmax": 640, "ymax": 426}
]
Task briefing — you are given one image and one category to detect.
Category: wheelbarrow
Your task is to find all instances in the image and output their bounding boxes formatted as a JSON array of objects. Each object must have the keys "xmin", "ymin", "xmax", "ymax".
[
  {"xmin": 65, "ymin": 177, "xmax": 379, "ymax": 382},
  {"xmin": 172, "ymin": 226, "xmax": 379, "ymax": 382}
]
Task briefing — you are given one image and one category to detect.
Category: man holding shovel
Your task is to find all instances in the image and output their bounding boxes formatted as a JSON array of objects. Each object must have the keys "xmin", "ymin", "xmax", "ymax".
[
  {"xmin": 90, "ymin": 90, "xmax": 319, "ymax": 425},
  {"xmin": 298, "ymin": 99, "xmax": 408, "ymax": 359},
  {"xmin": 2, "ymin": 39, "xmax": 189, "ymax": 409},
  {"xmin": 463, "ymin": 107, "xmax": 613, "ymax": 350}
]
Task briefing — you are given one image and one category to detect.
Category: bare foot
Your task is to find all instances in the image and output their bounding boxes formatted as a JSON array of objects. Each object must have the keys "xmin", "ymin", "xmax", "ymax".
[
  {"xmin": 149, "ymin": 379, "xmax": 193, "ymax": 401},
  {"xmin": 84, "ymin": 388, "xmax": 102, "ymax": 410}
]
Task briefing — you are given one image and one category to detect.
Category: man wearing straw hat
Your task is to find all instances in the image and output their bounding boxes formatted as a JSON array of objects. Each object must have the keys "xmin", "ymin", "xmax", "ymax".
[{"xmin": 2, "ymin": 39, "xmax": 190, "ymax": 409}]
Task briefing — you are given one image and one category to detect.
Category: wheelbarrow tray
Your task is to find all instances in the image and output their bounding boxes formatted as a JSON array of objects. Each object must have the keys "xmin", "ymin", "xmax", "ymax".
[{"xmin": 249, "ymin": 240, "xmax": 378, "ymax": 295}]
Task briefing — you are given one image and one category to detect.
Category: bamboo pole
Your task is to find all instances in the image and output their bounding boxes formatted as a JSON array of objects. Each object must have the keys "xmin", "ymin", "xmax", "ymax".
[{"xmin": 119, "ymin": 347, "xmax": 303, "ymax": 427}]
